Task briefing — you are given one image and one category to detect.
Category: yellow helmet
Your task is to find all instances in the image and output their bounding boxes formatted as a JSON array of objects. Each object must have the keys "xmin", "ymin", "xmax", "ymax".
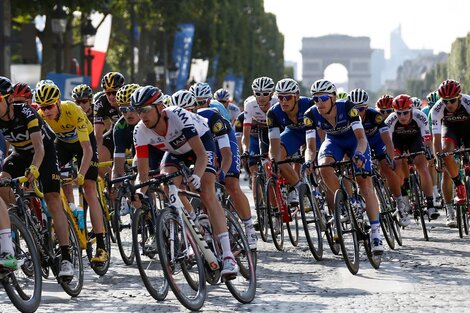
[
  {"xmin": 35, "ymin": 83, "xmax": 61, "ymax": 106},
  {"xmin": 101, "ymin": 72, "xmax": 125, "ymax": 91},
  {"xmin": 116, "ymin": 84, "xmax": 140, "ymax": 106}
]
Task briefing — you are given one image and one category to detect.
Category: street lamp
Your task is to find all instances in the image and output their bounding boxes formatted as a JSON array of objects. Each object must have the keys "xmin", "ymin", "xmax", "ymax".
[
  {"xmin": 51, "ymin": 3, "xmax": 68, "ymax": 73},
  {"xmin": 168, "ymin": 63, "xmax": 179, "ymax": 93},
  {"xmin": 82, "ymin": 18, "xmax": 96, "ymax": 78}
]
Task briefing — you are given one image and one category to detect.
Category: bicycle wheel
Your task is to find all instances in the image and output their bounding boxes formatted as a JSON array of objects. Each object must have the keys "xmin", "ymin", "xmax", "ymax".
[
  {"xmin": 362, "ymin": 229, "xmax": 382, "ymax": 270},
  {"xmin": 410, "ymin": 175, "xmax": 428, "ymax": 241},
  {"xmin": 373, "ymin": 178, "xmax": 395, "ymax": 250},
  {"xmin": 224, "ymin": 209, "xmax": 256, "ymax": 304},
  {"xmin": 157, "ymin": 208, "xmax": 206, "ymax": 311},
  {"xmin": 58, "ymin": 213, "xmax": 84, "ymax": 297},
  {"xmin": 334, "ymin": 189, "xmax": 359, "ymax": 275},
  {"xmin": 89, "ymin": 214, "xmax": 112, "ymax": 276},
  {"xmin": 2, "ymin": 213, "xmax": 42, "ymax": 313},
  {"xmin": 286, "ymin": 203, "xmax": 300, "ymax": 247},
  {"xmin": 456, "ymin": 203, "xmax": 465, "ymax": 239},
  {"xmin": 464, "ymin": 176, "xmax": 470, "ymax": 235},
  {"xmin": 265, "ymin": 178, "xmax": 284, "ymax": 251},
  {"xmin": 132, "ymin": 207, "xmax": 168, "ymax": 301},
  {"xmin": 114, "ymin": 190, "xmax": 135, "ymax": 265},
  {"xmin": 298, "ymin": 183, "xmax": 323, "ymax": 261},
  {"xmin": 254, "ymin": 177, "xmax": 269, "ymax": 242}
]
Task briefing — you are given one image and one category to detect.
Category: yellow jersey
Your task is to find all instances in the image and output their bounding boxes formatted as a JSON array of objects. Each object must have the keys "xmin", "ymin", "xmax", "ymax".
[{"xmin": 39, "ymin": 101, "xmax": 94, "ymax": 143}]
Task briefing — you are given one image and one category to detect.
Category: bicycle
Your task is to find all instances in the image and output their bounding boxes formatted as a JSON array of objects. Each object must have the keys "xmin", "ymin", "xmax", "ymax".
[
  {"xmin": 265, "ymin": 157, "xmax": 303, "ymax": 251},
  {"xmin": 315, "ymin": 160, "xmax": 382, "ymax": 275},
  {"xmin": 0, "ymin": 176, "xmax": 42, "ymax": 313},
  {"xmin": 437, "ymin": 147, "xmax": 470, "ymax": 238},
  {"xmin": 395, "ymin": 151, "xmax": 429, "ymax": 241},
  {"xmin": 0, "ymin": 176, "xmax": 83, "ymax": 298},
  {"xmin": 156, "ymin": 167, "xmax": 256, "ymax": 310}
]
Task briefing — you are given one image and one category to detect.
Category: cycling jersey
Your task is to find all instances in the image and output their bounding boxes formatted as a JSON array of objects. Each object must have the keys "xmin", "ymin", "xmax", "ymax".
[
  {"xmin": 386, "ymin": 109, "xmax": 430, "ymax": 154},
  {"xmin": 209, "ymin": 100, "xmax": 230, "ymax": 122},
  {"xmin": 361, "ymin": 108, "xmax": 389, "ymax": 159},
  {"xmin": 39, "ymin": 101, "xmax": 93, "ymax": 143},
  {"xmin": 234, "ymin": 112, "xmax": 244, "ymax": 138},
  {"xmin": 226, "ymin": 103, "xmax": 241, "ymax": 125},
  {"xmin": 93, "ymin": 93, "xmax": 120, "ymax": 125},
  {"xmin": 113, "ymin": 116, "xmax": 135, "ymax": 159},
  {"xmin": 244, "ymin": 95, "xmax": 278, "ymax": 128}
]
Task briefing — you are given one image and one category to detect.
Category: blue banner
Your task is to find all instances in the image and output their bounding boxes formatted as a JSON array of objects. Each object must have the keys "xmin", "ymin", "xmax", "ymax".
[
  {"xmin": 171, "ymin": 23, "xmax": 195, "ymax": 93},
  {"xmin": 46, "ymin": 73, "xmax": 91, "ymax": 100},
  {"xmin": 234, "ymin": 75, "xmax": 244, "ymax": 103},
  {"xmin": 207, "ymin": 54, "xmax": 219, "ymax": 89}
]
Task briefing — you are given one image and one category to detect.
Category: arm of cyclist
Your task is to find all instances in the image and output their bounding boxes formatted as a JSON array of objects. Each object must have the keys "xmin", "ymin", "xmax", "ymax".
[
  {"xmin": 216, "ymin": 134, "xmax": 232, "ymax": 183},
  {"xmin": 187, "ymin": 136, "xmax": 208, "ymax": 189},
  {"xmin": 77, "ymin": 140, "xmax": 93, "ymax": 185},
  {"xmin": 353, "ymin": 127, "xmax": 368, "ymax": 168},
  {"xmin": 27, "ymin": 131, "xmax": 45, "ymax": 182}
]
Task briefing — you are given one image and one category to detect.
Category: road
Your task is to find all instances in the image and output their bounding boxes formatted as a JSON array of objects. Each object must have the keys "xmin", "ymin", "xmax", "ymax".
[{"xmin": 1, "ymin": 177, "xmax": 470, "ymax": 312}]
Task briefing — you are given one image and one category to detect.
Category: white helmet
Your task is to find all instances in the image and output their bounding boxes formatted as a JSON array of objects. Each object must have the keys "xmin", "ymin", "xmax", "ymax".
[
  {"xmin": 189, "ymin": 82, "xmax": 212, "ymax": 99},
  {"xmin": 213, "ymin": 88, "xmax": 230, "ymax": 102},
  {"xmin": 252, "ymin": 77, "xmax": 275, "ymax": 93},
  {"xmin": 348, "ymin": 88, "xmax": 369, "ymax": 105},
  {"xmin": 170, "ymin": 90, "xmax": 198, "ymax": 109},
  {"xmin": 275, "ymin": 78, "xmax": 299, "ymax": 94},
  {"xmin": 410, "ymin": 97, "xmax": 422, "ymax": 109},
  {"xmin": 310, "ymin": 79, "xmax": 337, "ymax": 95}
]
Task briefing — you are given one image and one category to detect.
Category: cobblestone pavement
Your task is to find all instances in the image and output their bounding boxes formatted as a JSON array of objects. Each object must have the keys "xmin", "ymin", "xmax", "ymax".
[{"xmin": 1, "ymin": 178, "xmax": 470, "ymax": 312}]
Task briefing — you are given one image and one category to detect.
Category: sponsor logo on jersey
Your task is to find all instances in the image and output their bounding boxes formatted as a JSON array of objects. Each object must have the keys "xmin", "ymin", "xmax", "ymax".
[
  {"xmin": 375, "ymin": 114, "xmax": 383, "ymax": 124},
  {"xmin": 212, "ymin": 121, "xmax": 224, "ymax": 133},
  {"xmin": 348, "ymin": 108, "xmax": 359, "ymax": 117},
  {"xmin": 303, "ymin": 117, "xmax": 313, "ymax": 126}
]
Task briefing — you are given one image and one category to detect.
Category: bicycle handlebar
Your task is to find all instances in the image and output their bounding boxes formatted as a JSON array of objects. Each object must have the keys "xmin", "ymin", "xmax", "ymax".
[
  {"xmin": 0, "ymin": 176, "xmax": 44, "ymax": 198},
  {"xmin": 394, "ymin": 151, "xmax": 425, "ymax": 160}
]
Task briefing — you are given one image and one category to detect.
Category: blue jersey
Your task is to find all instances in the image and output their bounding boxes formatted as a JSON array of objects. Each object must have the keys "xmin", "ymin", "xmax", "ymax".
[
  {"xmin": 267, "ymin": 97, "xmax": 313, "ymax": 133},
  {"xmin": 209, "ymin": 100, "xmax": 231, "ymax": 122},
  {"xmin": 361, "ymin": 108, "xmax": 388, "ymax": 140}
]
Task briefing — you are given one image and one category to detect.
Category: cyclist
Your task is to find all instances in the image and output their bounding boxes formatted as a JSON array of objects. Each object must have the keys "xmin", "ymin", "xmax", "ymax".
[
  {"xmin": 0, "ymin": 77, "xmax": 73, "ymax": 277},
  {"xmin": 235, "ymin": 111, "xmax": 244, "ymax": 151},
  {"xmin": 386, "ymin": 94, "xmax": 439, "ymax": 220},
  {"xmin": 94, "ymin": 72, "xmax": 125, "ymax": 176},
  {"xmin": 213, "ymin": 88, "xmax": 241, "ymax": 126},
  {"xmin": 131, "ymin": 86, "xmax": 239, "ymax": 278},
  {"xmin": 172, "ymin": 90, "xmax": 257, "ymax": 249},
  {"xmin": 71, "ymin": 84, "xmax": 94, "ymax": 122},
  {"xmin": 411, "ymin": 97, "xmax": 423, "ymax": 110},
  {"xmin": 375, "ymin": 94, "xmax": 394, "ymax": 119},
  {"xmin": 348, "ymin": 89, "xmax": 409, "ymax": 226},
  {"xmin": 303, "ymin": 79, "xmax": 384, "ymax": 254},
  {"xmin": 35, "ymin": 82, "xmax": 108, "ymax": 263},
  {"xmin": 10, "ymin": 82, "xmax": 33, "ymax": 107},
  {"xmin": 190, "ymin": 82, "xmax": 230, "ymax": 122},
  {"xmin": 266, "ymin": 78, "xmax": 312, "ymax": 205},
  {"xmin": 336, "ymin": 90, "xmax": 348, "ymax": 100},
  {"xmin": 242, "ymin": 77, "xmax": 278, "ymax": 195},
  {"xmin": 431, "ymin": 79, "xmax": 470, "ymax": 226}
]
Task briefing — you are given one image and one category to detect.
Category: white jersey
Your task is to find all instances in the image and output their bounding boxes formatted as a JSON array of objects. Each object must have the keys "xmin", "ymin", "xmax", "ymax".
[
  {"xmin": 386, "ymin": 108, "xmax": 431, "ymax": 140},
  {"xmin": 430, "ymin": 94, "xmax": 470, "ymax": 134},
  {"xmin": 133, "ymin": 106, "xmax": 210, "ymax": 155},
  {"xmin": 243, "ymin": 95, "xmax": 278, "ymax": 126}
]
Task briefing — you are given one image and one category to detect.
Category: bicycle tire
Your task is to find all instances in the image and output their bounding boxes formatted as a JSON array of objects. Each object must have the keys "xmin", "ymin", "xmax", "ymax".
[
  {"xmin": 90, "ymin": 214, "xmax": 111, "ymax": 276},
  {"xmin": 157, "ymin": 208, "xmax": 206, "ymax": 311},
  {"xmin": 464, "ymin": 176, "xmax": 470, "ymax": 235},
  {"xmin": 114, "ymin": 189, "xmax": 135, "ymax": 265},
  {"xmin": 224, "ymin": 209, "xmax": 257, "ymax": 304},
  {"xmin": 298, "ymin": 183, "xmax": 323, "ymax": 261},
  {"xmin": 362, "ymin": 230, "xmax": 382, "ymax": 270},
  {"xmin": 457, "ymin": 203, "xmax": 465, "ymax": 238},
  {"xmin": 254, "ymin": 177, "xmax": 269, "ymax": 243},
  {"xmin": 265, "ymin": 178, "xmax": 284, "ymax": 251},
  {"xmin": 410, "ymin": 175, "xmax": 428, "ymax": 241},
  {"xmin": 58, "ymin": 213, "xmax": 84, "ymax": 297},
  {"xmin": 2, "ymin": 213, "xmax": 42, "ymax": 313},
  {"xmin": 373, "ymin": 177, "xmax": 396, "ymax": 250},
  {"xmin": 286, "ymin": 203, "xmax": 300, "ymax": 247},
  {"xmin": 334, "ymin": 189, "xmax": 359, "ymax": 275},
  {"xmin": 132, "ymin": 207, "xmax": 168, "ymax": 301}
]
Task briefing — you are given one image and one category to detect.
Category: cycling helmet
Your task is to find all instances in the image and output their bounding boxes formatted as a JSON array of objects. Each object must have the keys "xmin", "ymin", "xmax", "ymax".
[
  {"xmin": 214, "ymin": 88, "xmax": 230, "ymax": 102},
  {"xmin": 252, "ymin": 77, "xmax": 275, "ymax": 93},
  {"xmin": 392, "ymin": 94, "xmax": 412, "ymax": 111},
  {"xmin": 116, "ymin": 83, "xmax": 140, "ymax": 106},
  {"xmin": 11, "ymin": 82, "xmax": 32, "ymax": 99},
  {"xmin": 161, "ymin": 94, "xmax": 172, "ymax": 107},
  {"xmin": 35, "ymin": 83, "xmax": 61, "ymax": 106},
  {"xmin": 376, "ymin": 94, "xmax": 394, "ymax": 109},
  {"xmin": 438, "ymin": 79, "xmax": 461, "ymax": 99},
  {"xmin": 275, "ymin": 78, "xmax": 300, "ymax": 94},
  {"xmin": 336, "ymin": 90, "xmax": 348, "ymax": 100},
  {"xmin": 411, "ymin": 97, "xmax": 422, "ymax": 109},
  {"xmin": 93, "ymin": 91, "xmax": 105, "ymax": 104},
  {"xmin": 426, "ymin": 91, "xmax": 440, "ymax": 107},
  {"xmin": 0, "ymin": 76, "xmax": 12, "ymax": 95},
  {"xmin": 189, "ymin": 82, "xmax": 212, "ymax": 99},
  {"xmin": 130, "ymin": 85, "xmax": 163, "ymax": 108},
  {"xmin": 170, "ymin": 90, "xmax": 198, "ymax": 109},
  {"xmin": 71, "ymin": 84, "xmax": 93, "ymax": 100},
  {"xmin": 101, "ymin": 72, "xmax": 125, "ymax": 91},
  {"xmin": 348, "ymin": 88, "xmax": 369, "ymax": 105},
  {"xmin": 310, "ymin": 79, "xmax": 337, "ymax": 95}
]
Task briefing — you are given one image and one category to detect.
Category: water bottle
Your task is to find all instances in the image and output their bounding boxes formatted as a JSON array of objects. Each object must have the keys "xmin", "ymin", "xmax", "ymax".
[
  {"xmin": 281, "ymin": 185, "xmax": 288, "ymax": 201},
  {"xmin": 70, "ymin": 203, "xmax": 85, "ymax": 230},
  {"xmin": 120, "ymin": 197, "xmax": 130, "ymax": 216},
  {"xmin": 197, "ymin": 213, "xmax": 212, "ymax": 242}
]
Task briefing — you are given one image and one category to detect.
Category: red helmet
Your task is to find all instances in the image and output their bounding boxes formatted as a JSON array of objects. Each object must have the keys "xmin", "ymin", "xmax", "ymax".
[
  {"xmin": 11, "ymin": 82, "xmax": 32, "ymax": 99},
  {"xmin": 438, "ymin": 79, "xmax": 461, "ymax": 99},
  {"xmin": 376, "ymin": 94, "xmax": 394, "ymax": 109},
  {"xmin": 392, "ymin": 94, "xmax": 412, "ymax": 111}
]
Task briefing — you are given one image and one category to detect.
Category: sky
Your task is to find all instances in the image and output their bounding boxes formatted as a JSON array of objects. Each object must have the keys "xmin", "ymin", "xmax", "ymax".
[{"xmin": 264, "ymin": 0, "xmax": 470, "ymax": 81}]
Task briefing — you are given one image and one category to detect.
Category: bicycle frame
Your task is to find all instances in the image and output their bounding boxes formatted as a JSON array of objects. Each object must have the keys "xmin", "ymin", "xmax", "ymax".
[{"xmin": 266, "ymin": 161, "xmax": 290, "ymax": 223}]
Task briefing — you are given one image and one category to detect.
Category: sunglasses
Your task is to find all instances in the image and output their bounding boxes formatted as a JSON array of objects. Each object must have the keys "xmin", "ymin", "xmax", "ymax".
[
  {"xmin": 396, "ymin": 110, "xmax": 410, "ymax": 116},
  {"xmin": 197, "ymin": 100, "xmax": 207, "ymax": 106},
  {"xmin": 119, "ymin": 106, "xmax": 136, "ymax": 113},
  {"xmin": 76, "ymin": 99, "xmax": 89, "ymax": 105},
  {"xmin": 255, "ymin": 92, "xmax": 271, "ymax": 97},
  {"xmin": 356, "ymin": 106, "xmax": 368, "ymax": 112},
  {"xmin": 135, "ymin": 105, "xmax": 154, "ymax": 114},
  {"xmin": 442, "ymin": 97, "xmax": 458, "ymax": 104},
  {"xmin": 312, "ymin": 95, "xmax": 331, "ymax": 103},
  {"xmin": 39, "ymin": 104, "xmax": 55, "ymax": 111},
  {"xmin": 106, "ymin": 91, "xmax": 117, "ymax": 96},
  {"xmin": 278, "ymin": 95, "xmax": 294, "ymax": 101},
  {"xmin": 380, "ymin": 109, "xmax": 393, "ymax": 114}
]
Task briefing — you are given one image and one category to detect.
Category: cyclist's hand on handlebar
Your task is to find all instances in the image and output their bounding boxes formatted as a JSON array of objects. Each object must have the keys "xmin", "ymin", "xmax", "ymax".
[
  {"xmin": 189, "ymin": 174, "xmax": 201, "ymax": 190},
  {"xmin": 353, "ymin": 151, "xmax": 366, "ymax": 168},
  {"xmin": 302, "ymin": 160, "xmax": 314, "ymax": 175},
  {"xmin": 25, "ymin": 164, "xmax": 40, "ymax": 183}
]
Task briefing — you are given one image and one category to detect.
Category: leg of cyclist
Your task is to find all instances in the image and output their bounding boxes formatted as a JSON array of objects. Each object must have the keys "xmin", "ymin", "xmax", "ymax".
[
  {"xmin": 442, "ymin": 170, "xmax": 456, "ymax": 227},
  {"xmin": 0, "ymin": 196, "xmax": 16, "ymax": 269},
  {"xmin": 414, "ymin": 154, "xmax": 439, "ymax": 219}
]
